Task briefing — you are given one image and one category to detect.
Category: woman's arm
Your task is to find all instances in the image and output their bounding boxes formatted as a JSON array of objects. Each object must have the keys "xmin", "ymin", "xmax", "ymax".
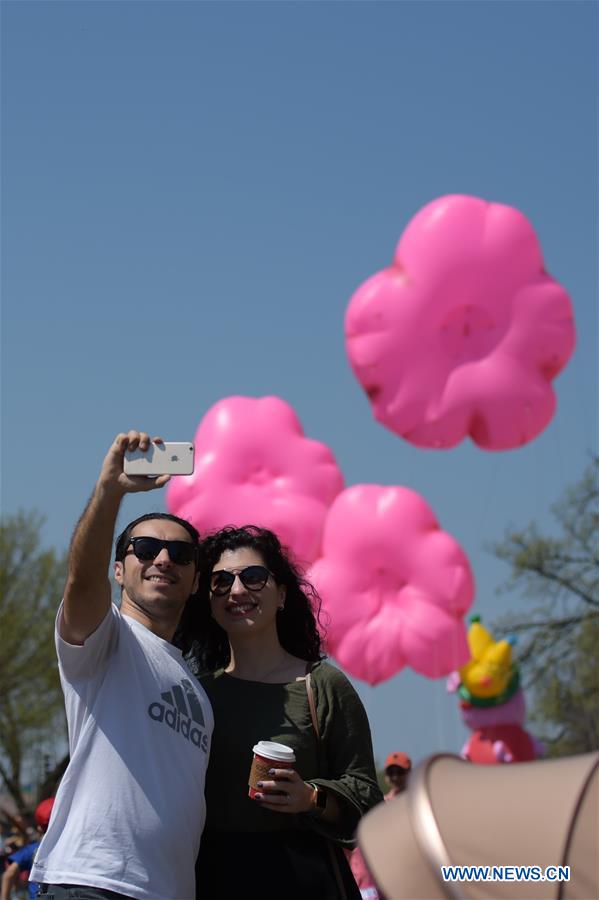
[
  {"xmin": 256, "ymin": 664, "xmax": 383, "ymax": 841},
  {"xmin": 253, "ymin": 770, "xmax": 341, "ymax": 823},
  {"xmin": 305, "ymin": 663, "xmax": 383, "ymax": 841}
]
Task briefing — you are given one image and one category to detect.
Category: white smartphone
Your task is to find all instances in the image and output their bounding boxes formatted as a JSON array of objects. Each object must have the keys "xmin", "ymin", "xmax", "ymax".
[{"xmin": 124, "ymin": 442, "xmax": 194, "ymax": 476}]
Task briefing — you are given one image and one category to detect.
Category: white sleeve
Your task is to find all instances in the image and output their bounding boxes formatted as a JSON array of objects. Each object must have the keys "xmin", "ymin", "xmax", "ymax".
[{"xmin": 56, "ymin": 601, "xmax": 119, "ymax": 682}]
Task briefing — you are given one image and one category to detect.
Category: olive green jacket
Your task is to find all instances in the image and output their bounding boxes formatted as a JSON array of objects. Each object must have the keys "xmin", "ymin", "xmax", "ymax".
[{"xmin": 200, "ymin": 660, "xmax": 383, "ymax": 845}]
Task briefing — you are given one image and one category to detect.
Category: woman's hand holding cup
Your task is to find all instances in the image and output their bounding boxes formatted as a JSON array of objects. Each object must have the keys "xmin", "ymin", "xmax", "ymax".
[
  {"xmin": 248, "ymin": 740, "xmax": 315, "ymax": 814},
  {"xmin": 253, "ymin": 767, "xmax": 315, "ymax": 814}
]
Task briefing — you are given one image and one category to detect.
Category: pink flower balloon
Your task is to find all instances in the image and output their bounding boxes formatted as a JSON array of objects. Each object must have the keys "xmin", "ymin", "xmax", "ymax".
[
  {"xmin": 309, "ymin": 485, "xmax": 474, "ymax": 684},
  {"xmin": 345, "ymin": 195, "xmax": 576, "ymax": 450},
  {"xmin": 166, "ymin": 396, "xmax": 344, "ymax": 565}
]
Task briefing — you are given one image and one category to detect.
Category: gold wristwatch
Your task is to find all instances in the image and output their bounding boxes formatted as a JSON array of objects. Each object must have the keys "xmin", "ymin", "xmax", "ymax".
[{"xmin": 307, "ymin": 782, "xmax": 327, "ymax": 817}]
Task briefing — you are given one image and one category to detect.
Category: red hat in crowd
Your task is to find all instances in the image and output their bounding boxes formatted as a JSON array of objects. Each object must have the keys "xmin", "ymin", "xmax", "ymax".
[
  {"xmin": 34, "ymin": 798, "xmax": 55, "ymax": 828},
  {"xmin": 384, "ymin": 752, "xmax": 411, "ymax": 772}
]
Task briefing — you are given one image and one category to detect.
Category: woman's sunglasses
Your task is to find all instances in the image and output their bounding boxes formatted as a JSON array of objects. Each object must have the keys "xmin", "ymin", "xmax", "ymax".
[
  {"xmin": 210, "ymin": 565, "xmax": 273, "ymax": 596},
  {"xmin": 126, "ymin": 536, "xmax": 197, "ymax": 567}
]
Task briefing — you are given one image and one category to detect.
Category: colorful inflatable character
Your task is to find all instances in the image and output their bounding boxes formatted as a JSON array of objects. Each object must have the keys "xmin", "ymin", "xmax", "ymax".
[{"xmin": 447, "ymin": 615, "xmax": 541, "ymax": 763}]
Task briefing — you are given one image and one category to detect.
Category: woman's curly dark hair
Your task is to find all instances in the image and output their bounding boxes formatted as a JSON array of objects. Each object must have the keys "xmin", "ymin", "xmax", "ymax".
[{"xmin": 186, "ymin": 525, "xmax": 327, "ymax": 674}]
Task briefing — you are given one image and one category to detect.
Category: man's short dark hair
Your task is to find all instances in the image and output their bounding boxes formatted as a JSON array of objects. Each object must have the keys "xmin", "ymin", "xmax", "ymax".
[{"xmin": 115, "ymin": 513, "xmax": 200, "ymax": 566}]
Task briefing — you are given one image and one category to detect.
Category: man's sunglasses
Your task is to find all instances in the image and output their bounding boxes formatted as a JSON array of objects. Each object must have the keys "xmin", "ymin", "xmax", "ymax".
[
  {"xmin": 210, "ymin": 565, "xmax": 273, "ymax": 596},
  {"xmin": 126, "ymin": 536, "xmax": 197, "ymax": 567}
]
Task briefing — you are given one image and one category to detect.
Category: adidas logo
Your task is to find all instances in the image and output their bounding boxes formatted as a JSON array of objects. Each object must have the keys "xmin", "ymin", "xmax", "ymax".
[{"xmin": 148, "ymin": 678, "xmax": 209, "ymax": 753}]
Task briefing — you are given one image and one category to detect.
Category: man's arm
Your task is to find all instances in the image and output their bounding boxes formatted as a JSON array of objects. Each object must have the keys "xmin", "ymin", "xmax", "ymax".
[{"xmin": 61, "ymin": 430, "xmax": 169, "ymax": 645}]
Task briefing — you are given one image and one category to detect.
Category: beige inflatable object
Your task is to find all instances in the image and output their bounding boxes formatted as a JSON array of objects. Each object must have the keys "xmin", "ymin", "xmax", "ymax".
[{"xmin": 358, "ymin": 752, "xmax": 598, "ymax": 899}]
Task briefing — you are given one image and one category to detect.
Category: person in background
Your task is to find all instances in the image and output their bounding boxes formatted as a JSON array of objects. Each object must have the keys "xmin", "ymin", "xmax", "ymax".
[
  {"xmin": 382, "ymin": 751, "xmax": 411, "ymax": 799},
  {"xmin": 350, "ymin": 751, "xmax": 412, "ymax": 898},
  {"xmin": 1, "ymin": 799, "xmax": 54, "ymax": 900},
  {"xmin": 191, "ymin": 525, "xmax": 383, "ymax": 900}
]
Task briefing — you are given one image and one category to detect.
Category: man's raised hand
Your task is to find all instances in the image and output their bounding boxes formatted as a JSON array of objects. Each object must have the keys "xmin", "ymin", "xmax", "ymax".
[{"xmin": 100, "ymin": 431, "xmax": 171, "ymax": 494}]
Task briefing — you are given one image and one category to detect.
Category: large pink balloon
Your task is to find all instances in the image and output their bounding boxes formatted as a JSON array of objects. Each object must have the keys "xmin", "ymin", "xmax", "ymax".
[
  {"xmin": 167, "ymin": 396, "xmax": 344, "ymax": 566},
  {"xmin": 309, "ymin": 485, "xmax": 474, "ymax": 684},
  {"xmin": 345, "ymin": 195, "xmax": 576, "ymax": 450}
]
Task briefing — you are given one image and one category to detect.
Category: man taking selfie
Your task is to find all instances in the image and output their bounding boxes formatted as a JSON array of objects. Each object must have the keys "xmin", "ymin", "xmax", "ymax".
[{"xmin": 31, "ymin": 431, "xmax": 212, "ymax": 900}]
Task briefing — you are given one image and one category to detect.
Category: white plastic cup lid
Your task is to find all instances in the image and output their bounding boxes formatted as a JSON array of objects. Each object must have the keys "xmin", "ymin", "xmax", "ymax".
[{"xmin": 252, "ymin": 740, "xmax": 296, "ymax": 763}]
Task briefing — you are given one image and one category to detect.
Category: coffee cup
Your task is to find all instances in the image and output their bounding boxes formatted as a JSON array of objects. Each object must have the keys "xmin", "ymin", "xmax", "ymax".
[{"xmin": 248, "ymin": 740, "xmax": 296, "ymax": 798}]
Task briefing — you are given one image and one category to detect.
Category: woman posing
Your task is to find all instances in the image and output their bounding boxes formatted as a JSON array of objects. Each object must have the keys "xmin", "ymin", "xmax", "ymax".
[{"xmin": 191, "ymin": 525, "xmax": 382, "ymax": 900}]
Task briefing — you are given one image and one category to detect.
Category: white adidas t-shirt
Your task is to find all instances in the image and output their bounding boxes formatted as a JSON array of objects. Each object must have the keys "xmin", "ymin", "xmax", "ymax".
[{"xmin": 31, "ymin": 603, "xmax": 213, "ymax": 900}]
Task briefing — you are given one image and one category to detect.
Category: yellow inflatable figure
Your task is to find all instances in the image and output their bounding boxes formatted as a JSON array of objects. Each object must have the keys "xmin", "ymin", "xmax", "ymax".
[
  {"xmin": 458, "ymin": 615, "xmax": 519, "ymax": 706},
  {"xmin": 450, "ymin": 615, "xmax": 540, "ymax": 762}
]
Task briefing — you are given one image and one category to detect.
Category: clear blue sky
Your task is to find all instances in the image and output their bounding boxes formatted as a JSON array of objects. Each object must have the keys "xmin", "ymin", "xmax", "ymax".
[{"xmin": 2, "ymin": 1, "xmax": 597, "ymax": 766}]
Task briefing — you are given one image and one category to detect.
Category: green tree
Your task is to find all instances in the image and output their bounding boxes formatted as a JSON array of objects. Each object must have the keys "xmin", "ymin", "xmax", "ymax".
[
  {"xmin": 491, "ymin": 457, "xmax": 599, "ymax": 756},
  {"xmin": 0, "ymin": 511, "xmax": 68, "ymax": 815},
  {"xmin": 529, "ymin": 616, "xmax": 599, "ymax": 755}
]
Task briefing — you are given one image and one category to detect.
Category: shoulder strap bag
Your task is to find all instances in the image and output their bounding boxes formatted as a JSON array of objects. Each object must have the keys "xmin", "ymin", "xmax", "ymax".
[{"xmin": 305, "ymin": 664, "xmax": 350, "ymax": 900}]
